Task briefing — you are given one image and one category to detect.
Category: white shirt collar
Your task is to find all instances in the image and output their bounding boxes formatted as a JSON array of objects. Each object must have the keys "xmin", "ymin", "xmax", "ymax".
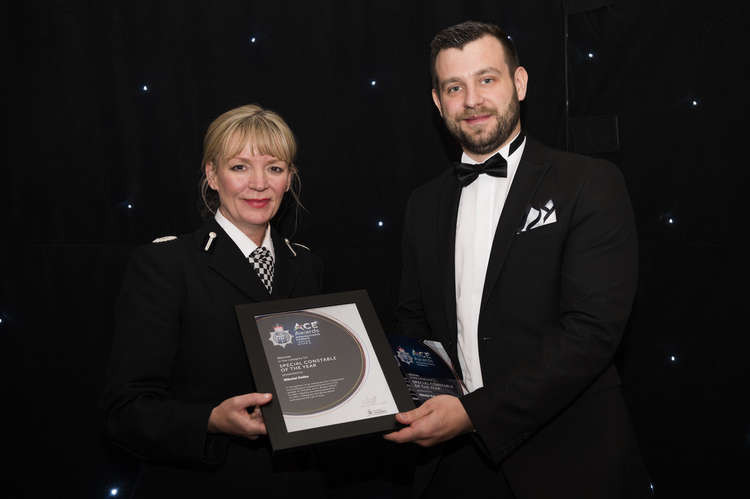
[{"xmin": 214, "ymin": 209, "xmax": 275, "ymax": 260}]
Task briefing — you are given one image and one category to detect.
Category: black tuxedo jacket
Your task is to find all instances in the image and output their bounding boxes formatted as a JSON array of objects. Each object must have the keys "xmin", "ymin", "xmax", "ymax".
[
  {"xmin": 102, "ymin": 220, "xmax": 326, "ymax": 497},
  {"xmin": 397, "ymin": 138, "xmax": 649, "ymax": 498}
]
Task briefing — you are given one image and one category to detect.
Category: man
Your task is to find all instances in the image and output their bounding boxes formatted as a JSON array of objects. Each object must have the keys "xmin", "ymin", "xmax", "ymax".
[{"xmin": 384, "ymin": 21, "xmax": 650, "ymax": 498}]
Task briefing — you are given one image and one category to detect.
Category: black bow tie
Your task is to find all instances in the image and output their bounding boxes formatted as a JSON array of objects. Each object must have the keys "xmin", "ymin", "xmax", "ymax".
[
  {"xmin": 455, "ymin": 153, "xmax": 507, "ymax": 187},
  {"xmin": 454, "ymin": 132, "xmax": 526, "ymax": 187}
]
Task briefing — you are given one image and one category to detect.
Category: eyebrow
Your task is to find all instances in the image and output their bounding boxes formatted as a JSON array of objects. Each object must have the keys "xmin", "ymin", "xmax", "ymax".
[
  {"xmin": 440, "ymin": 66, "xmax": 503, "ymax": 88},
  {"xmin": 227, "ymin": 154, "xmax": 284, "ymax": 164}
]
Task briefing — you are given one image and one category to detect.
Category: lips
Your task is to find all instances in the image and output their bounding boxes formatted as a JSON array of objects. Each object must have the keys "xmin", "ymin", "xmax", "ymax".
[
  {"xmin": 244, "ymin": 199, "xmax": 270, "ymax": 208},
  {"xmin": 463, "ymin": 114, "xmax": 491, "ymax": 125}
]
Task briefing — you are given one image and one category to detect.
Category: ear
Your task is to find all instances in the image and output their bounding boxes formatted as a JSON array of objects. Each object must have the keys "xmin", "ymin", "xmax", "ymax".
[
  {"xmin": 205, "ymin": 162, "xmax": 218, "ymax": 190},
  {"xmin": 513, "ymin": 66, "xmax": 529, "ymax": 102},
  {"xmin": 431, "ymin": 88, "xmax": 443, "ymax": 117}
]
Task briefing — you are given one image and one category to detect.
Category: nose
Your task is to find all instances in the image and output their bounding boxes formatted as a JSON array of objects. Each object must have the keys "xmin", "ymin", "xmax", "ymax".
[
  {"xmin": 463, "ymin": 82, "xmax": 483, "ymax": 108},
  {"xmin": 248, "ymin": 169, "xmax": 269, "ymax": 190}
]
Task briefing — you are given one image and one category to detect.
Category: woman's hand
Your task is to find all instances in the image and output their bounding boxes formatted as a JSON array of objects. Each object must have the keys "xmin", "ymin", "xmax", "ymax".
[{"xmin": 207, "ymin": 393, "xmax": 272, "ymax": 440}]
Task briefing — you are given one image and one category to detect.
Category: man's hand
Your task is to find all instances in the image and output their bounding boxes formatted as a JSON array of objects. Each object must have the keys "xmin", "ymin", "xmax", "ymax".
[
  {"xmin": 383, "ymin": 394, "xmax": 473, "ymax": 447},
  {"xmin": 208, "ymin": 393, "xmax": 272, "ymax": 440}
]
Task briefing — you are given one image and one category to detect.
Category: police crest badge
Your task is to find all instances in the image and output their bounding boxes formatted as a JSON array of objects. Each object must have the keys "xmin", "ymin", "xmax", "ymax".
[{"xmin": 269, "ymin": 325, "xmax": 293, "ymax": 348}]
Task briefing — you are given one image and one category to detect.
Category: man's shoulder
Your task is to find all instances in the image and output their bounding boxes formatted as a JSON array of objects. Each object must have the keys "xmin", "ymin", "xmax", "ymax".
[
  {"xmin": 409, "ymin": 166, "xmax": 456, "ymax": 201},
  {"xmin": 528, "ymin": 138, "xmax": 614, "ymax": 167},
  {"xmin": 525, "ymin": 137, "xmax": 624, "ymax": 188}
]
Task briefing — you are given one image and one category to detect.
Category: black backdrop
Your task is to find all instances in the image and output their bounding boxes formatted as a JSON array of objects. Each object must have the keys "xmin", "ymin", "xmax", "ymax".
[{"xmin": 3, "ymin": 1, "xmax": 748, "ymax": 498}]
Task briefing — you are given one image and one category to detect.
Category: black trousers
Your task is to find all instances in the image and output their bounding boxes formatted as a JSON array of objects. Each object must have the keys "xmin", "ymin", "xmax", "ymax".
[{"xmin": 421, "ymin": 435, "xmax": 514, "ymax": 499}]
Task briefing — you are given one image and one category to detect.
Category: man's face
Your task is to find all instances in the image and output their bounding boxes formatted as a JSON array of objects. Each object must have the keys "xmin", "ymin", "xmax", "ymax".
[{"xmin": 432, "ymin": 35, "xmax": 528, "ymax": 159}]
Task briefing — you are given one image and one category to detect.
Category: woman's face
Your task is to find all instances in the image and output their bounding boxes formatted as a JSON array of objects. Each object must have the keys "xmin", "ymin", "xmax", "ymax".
[{"xmin": 206, "ymin": 140, "xmax": 291, "ymax": 243}]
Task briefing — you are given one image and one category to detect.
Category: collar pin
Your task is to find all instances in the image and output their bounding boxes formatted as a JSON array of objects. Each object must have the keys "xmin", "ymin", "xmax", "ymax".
[
  {"xmin": 204, "ymin": 231, "xmax": 217, "ymax": 252},
  {"xmin": 284, "ymin": 238, "xmax": 297, "ymax": 257}
]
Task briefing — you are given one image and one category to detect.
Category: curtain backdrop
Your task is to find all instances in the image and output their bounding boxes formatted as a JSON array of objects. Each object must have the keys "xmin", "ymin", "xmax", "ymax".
[{"xmin": 3, "ymin": 1, "xmax": 747, "ymax": 497}]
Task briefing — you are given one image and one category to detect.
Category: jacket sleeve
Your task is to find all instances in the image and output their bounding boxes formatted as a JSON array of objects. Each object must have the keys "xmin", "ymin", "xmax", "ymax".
[
  {"xmin": 101, "ymin": 242, "xmax": 229, "ymax": 466},
  {"xmin": 395, "ymin": 194, "xmax": 434, "ymax": 341},
  {"xmin": 461, "ymin": 161, "xmax": 639, "ymax": 463}
]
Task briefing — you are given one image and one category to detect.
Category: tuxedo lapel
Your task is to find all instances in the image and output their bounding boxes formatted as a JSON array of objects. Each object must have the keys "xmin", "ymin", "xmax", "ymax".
[
  {"xmin": 481, "ymin": 139, "xmax": 552, "ymax": 312},
  {"xmin": 201, "ymin": 221, "xmax": 271, "ymax": 302},
  {"xmin": 438, "ymin": 171, "xmax": 463, "ymax": 375}
]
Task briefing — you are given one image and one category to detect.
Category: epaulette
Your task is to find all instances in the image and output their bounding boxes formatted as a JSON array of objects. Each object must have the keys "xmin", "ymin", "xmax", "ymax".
[
  {"xmin": 152, "ymin": 235, "xmax": 178, "ymax": 243},
  {"xmin": 284, "ymin": 238, "xmax": 311, "ymax": 257}
]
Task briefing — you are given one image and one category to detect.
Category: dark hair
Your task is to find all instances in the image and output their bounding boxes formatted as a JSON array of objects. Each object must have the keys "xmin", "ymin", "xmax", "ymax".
[{"xmin": 430, "ymin": 21, "xmax": 519, "ymax": 89}]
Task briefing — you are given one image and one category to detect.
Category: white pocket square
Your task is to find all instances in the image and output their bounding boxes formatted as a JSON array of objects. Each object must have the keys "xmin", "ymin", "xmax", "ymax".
[{"xmin": 519, "ymin": 199, "xmax": 557, "ymax": 233}]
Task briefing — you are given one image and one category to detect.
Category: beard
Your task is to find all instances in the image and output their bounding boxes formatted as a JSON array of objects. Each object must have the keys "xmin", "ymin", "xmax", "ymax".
[{"xmin": 443, "ymin": 89, "xmax": 521, "ymax": 156}]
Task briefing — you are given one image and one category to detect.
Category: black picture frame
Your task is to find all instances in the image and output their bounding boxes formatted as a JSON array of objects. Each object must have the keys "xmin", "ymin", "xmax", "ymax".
[{"xmin": 235, "ymin": 289, "xmax": 415, "ymax": 452}]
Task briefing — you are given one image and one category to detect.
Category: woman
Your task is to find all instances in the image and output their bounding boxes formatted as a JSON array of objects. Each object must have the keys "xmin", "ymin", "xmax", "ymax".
[{"xmin": 102, "ymin": 104, "xmax": 326, "ymax": 497}]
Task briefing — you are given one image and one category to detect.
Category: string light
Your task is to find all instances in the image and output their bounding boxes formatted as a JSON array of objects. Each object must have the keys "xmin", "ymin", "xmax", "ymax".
[
  {"xmin": 370, "ymin": 80, "xmax": 377, "ymax": 87},
  {"xmin": 250, "ymin": 36, "xmax": 256, "ymax": 43},
  {"xmin": 691, "ymin": 99, "xmax": 699, "ymax": 107},
  {"xmin": 377, "ymin": 220, "xmax": 384, "ymax": 227},
  {"xmin": 661, "ymin": 213, "xmax": 676, "ymax": 226},
  {"xmin": 141, "ymin": 84, "xmax": 149, "ymax": 92},
  {"xmin": 127, "ymin": 203, "xmax": 133, "ymax": 209},
  {"xmin": 109, "ymin": 488, "xmax": 119, "ymax": 496},
  {"xmin": 587, "ymin": 51, "xmax": 595, "ymax": 60}
]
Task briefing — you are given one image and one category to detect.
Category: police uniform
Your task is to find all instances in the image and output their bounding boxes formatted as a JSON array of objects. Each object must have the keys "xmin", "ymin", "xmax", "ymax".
[{"xmin": 102, "ymin": 218, "xmax": 325, "ymax": 498}]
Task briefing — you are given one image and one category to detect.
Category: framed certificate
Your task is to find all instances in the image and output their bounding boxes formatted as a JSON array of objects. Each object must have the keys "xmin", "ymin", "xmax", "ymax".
[{"xmin": 235, "ymin": 290, "xmax": 415, "ymax": 451}]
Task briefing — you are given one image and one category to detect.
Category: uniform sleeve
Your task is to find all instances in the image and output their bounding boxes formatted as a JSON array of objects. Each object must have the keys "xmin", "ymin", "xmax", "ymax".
[
  {"xmin": 461, "ymin": 162, "xmax": 639, "ymax": 463},
  {"xmin": 101, "ymin": 243, "xmax": 229, "ymax": 466}
]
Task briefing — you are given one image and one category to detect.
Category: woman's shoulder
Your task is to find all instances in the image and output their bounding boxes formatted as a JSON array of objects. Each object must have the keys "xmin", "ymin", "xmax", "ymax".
[
  {"xmin": 123, "ymin": 237, "xmax": 183, "ymax": 282},
  {"xmin": 129, "ymin": 225, "xmax": 209, "ymax": 264}
]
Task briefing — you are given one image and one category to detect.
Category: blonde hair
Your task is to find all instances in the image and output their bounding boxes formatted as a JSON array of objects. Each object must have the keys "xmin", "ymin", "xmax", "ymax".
[{"xmin": 199, "ymin": 104, "xmax": 302, "ymax": 216}]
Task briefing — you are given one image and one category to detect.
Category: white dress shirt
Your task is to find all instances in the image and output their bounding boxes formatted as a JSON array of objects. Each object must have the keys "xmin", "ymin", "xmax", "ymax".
[
  {"xmin": 455, "ymin": 132, "xmax": 526, "ymax": 393},
  {"xmin": 214, "ymin": 209, "xmax": 275, "ymax": 261}
]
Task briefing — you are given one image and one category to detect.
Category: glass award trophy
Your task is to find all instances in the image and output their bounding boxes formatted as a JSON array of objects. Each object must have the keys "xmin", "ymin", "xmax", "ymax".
[{"xmin": 388, "ymin": 335, "xmax": 463, "ymax": 406}]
